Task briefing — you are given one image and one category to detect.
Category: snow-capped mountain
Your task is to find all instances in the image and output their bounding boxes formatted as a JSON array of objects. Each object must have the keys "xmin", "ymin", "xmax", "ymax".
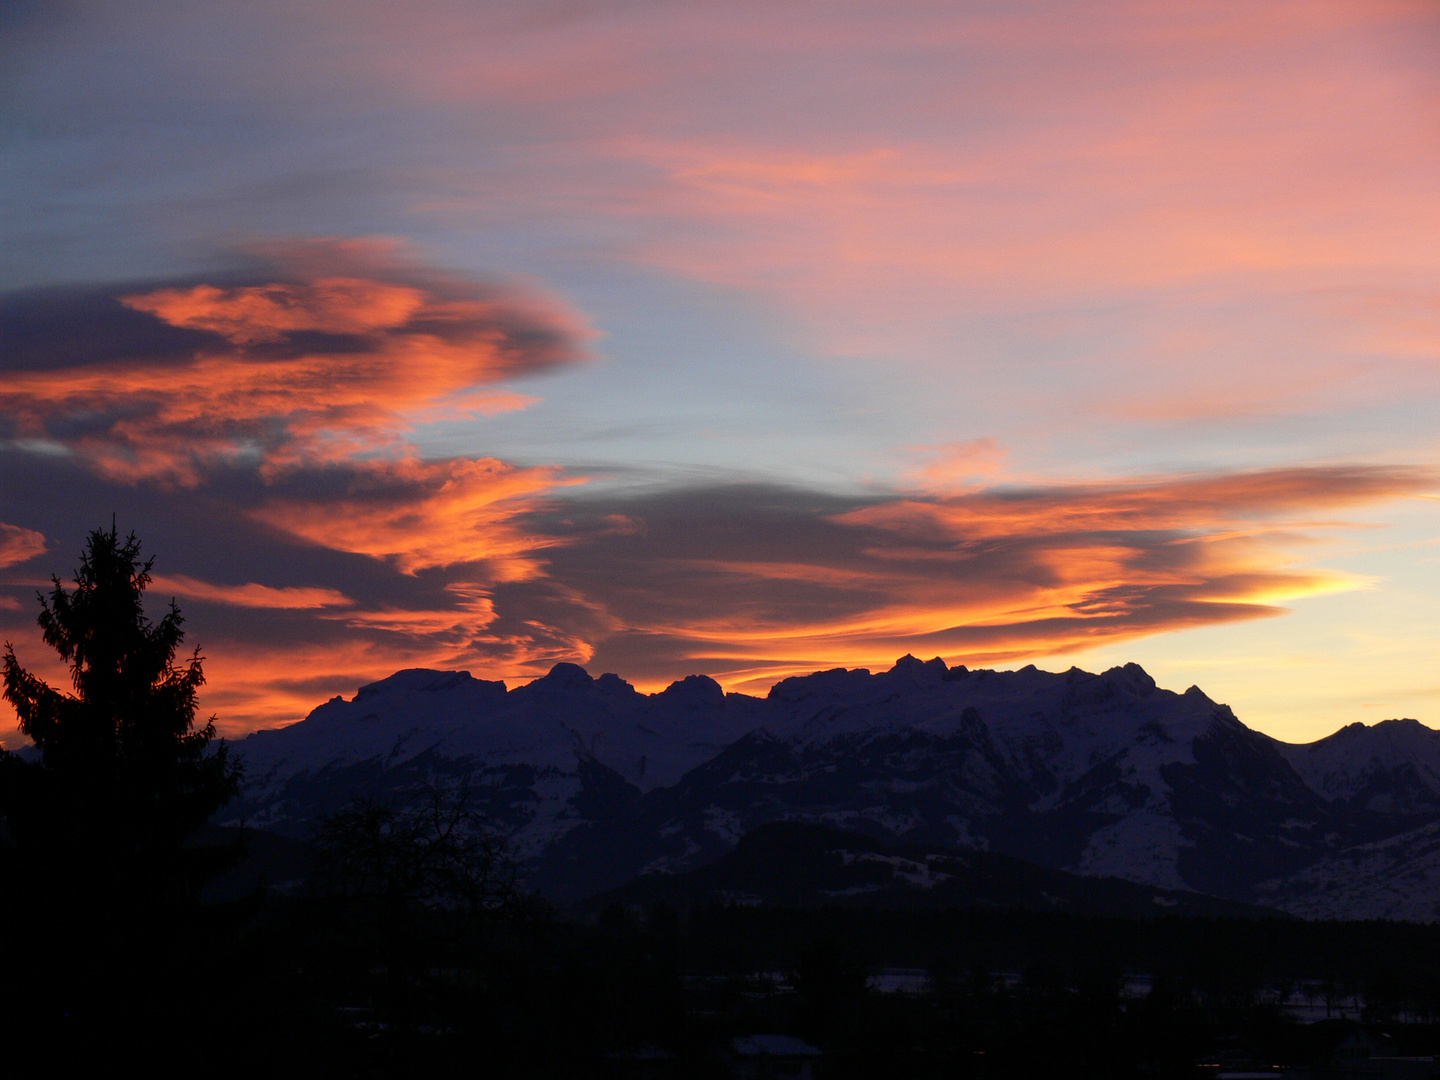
[
  {"xmin": 1269, "ymin": 718, "xmax": 1440, "ymax": 815},
  {"xmin": 534, "ymin": 658, "xmax": 1335, "ymax": 902},
  {"xmin": 224, "ymin": 656, "xmax": 1440, "ymax": 917}
]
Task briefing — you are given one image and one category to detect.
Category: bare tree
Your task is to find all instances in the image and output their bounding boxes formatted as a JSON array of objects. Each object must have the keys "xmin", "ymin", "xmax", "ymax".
[
  {"xmin": 313, "ymin": 783, "xmax": 519, "ymax": 922},
  {"xmin": 310, "ymin": 783, "xmax": 531, "ymax": 1060}
]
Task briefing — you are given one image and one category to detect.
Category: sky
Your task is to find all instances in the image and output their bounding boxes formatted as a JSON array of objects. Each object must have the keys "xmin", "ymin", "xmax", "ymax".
[{"xmin": 2, "ymin": 0, "xmax": 1438, "ymax": 745}]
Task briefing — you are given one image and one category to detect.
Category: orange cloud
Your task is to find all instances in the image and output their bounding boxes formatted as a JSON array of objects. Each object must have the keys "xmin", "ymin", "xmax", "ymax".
[
  {"xmin": 0, "ymin": 463, "xmax": 1426, "ymax": 739},
  {"xmin": 842, "ymin": 467, "xmax": 1429, "ymax": 540},
  {"xmin": 0, "ymin": 524, "xmax": 46, "ymax": 570},
  {"xmin": 148, "ymin": 575, "xmax": 353, "ymax": 610},
  {"xmin": 0, "ymin": 242, "xmax": 589, "ymax": 486},
  {"xmin": 554, "ymin": 466, "xmax": 1432, "ymax": 692},
  {"xmin": 0, "ymin": 245, "xmax": 590, "ymax": 648},
  {"xmin": 0, "ymin": 245, "xmax": 606, "ymax": 737},
  {"xmin": 250, "ymin": 455, "xmax": 576, "ymax": 576},
  {"xmin": 325, "ymin": 582, "xmax": 497, "ymax": 638},
  {"xmin": 123, "ymin": 277, "xmax": 429, "ymax": 344},
  {"xmin": 903, "ymin": 439, "xmax": 1007, "ymax": 493}
]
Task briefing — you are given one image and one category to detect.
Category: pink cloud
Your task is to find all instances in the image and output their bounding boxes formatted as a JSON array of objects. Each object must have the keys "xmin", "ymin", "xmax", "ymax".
[
  {"xmin": 904, "ymin": 439, "xmax": 1008, "ymax": 492},
  {"xmin": 251, "ymin": 455, "xmax": 577, "ymax": 576},
  {"xmin": 548, "ymin": 465, "xmax": 1431, "ymax": 693},
  {"xmin": 148, "ymin": 574, "xmax": 353, "ymax": 610},
  {"xmin": 0, "ymin": 524, "xmax": 46, "ymax": 570},
  {"xmin": 0, "ymin": 241, "xmax": 590, "ymax": 486},
  {"xmin": 341, "ymin": 0, "xmax": 1440, "ymax": 418},
  {"xmin": 37, "ymin": 4, "xmax": 1440, "ymax": 429}
]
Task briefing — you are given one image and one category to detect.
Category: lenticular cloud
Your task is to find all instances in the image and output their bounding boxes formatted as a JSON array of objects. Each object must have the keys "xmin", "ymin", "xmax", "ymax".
[
  {"xmin": 0, "ymin": 241, "xmax": 588, "ymax": 593},
  {"xmin": 0, "ymin": 240, "xmax": 590, "ymax": 487},
  {"xmin": 533, "ymin": 466, "xmax": 1432, "ymax": 691}
]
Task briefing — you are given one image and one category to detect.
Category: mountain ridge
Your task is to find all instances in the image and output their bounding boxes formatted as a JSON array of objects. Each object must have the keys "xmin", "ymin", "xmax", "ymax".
[{"xmin": 223, "ymin": 656, "xmax": 1440, "ymax": 918}]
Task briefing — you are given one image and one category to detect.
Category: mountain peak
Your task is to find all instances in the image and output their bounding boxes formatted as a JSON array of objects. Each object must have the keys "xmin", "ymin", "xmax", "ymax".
[
  {"xmin": 354, "ymin": 668, "xmax": 487, "ymax": 699},
  {"xmin": 595, "ymin": 672, "xmax": 639, "ymax": 697},
  {"xmin": 659, "ymin": 674, "xmax": 725, "ymax": 708},
  {"xmin": 536, "ymin": 662, "xmax": 594, "ymax": 690},
  {"xmin": 888, "ymin": 654, "xmax": 950, "ymax": 683},
  {"xmin": 1103, "ymin": 662, "xmax": 1157, "ymax": 695},
  {"xmin": 1273, "ymin": 714, "xmax": 1440, "ymax": 814}
]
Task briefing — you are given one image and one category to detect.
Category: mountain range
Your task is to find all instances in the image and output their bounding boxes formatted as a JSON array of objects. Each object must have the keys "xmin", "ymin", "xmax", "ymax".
[{"xmin": 222, "ymin": 657, "xmax": 1440, "ymax": 920}]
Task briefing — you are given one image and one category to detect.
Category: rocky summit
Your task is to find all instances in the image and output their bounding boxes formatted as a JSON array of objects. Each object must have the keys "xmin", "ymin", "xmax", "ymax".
[{"xmin": 224, "ymin": 657, "xmax": 1440, "ymax": 919}]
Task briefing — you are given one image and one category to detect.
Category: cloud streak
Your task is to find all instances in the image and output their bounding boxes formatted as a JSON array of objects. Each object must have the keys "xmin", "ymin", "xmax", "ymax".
[
  {"xmin": 0, "ymin": 524, "xmax": 46, "ymax": 571},
  {"xmin": 148, "ymin": 575, "xmax": 352, "ymax": 610},
  {"xmin": 1, "ymin": 450, "xmax": 1428, "ymax": 736},
  {"xmin": 540, "ymin": 467, "xmax": 1432, "ymax": 692},
  {"xmin": 0, "ymin": 240, "xmax": 588, "ymax": 485},
  {"xmin": 250, "ymin": 456, "xmax": 575, "ymax": 577}
]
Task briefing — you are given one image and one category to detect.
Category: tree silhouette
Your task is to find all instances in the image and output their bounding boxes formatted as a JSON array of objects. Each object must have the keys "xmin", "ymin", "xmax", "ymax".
[
  {"xmin": 1, "ymin": 524, "xmax": 240, "ymax": 901},
  {"xmin": 0, "ymin": 525, "xmax": 243, "ymax": 1051},
  {"xmin": 303, "ymin": 785, "xmax": 531, "ymax": 1074}
]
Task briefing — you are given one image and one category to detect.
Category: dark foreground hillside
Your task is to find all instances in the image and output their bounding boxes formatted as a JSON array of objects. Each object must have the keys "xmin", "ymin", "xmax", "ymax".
[
  {"xmin": 45, "ymin": 818, "xmax": 1409, "ymax": 1078},
  {"xmin": 11, "ymin": 879, "xmax": 1440, "ymax": 1078}
]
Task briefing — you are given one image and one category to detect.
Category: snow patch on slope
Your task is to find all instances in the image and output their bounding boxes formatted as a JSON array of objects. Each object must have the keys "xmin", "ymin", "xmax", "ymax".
[
  {"xmin": 1256, "ymin": 820, "xmax": 1440, "ymax": 923},
  {"xmin": 1076, "ymin": 810, "xmax": 1192, "ymax": 892},
  {"xmin": 1274, "ymin": 718, "xmax": 1440, "ymax": 810}
]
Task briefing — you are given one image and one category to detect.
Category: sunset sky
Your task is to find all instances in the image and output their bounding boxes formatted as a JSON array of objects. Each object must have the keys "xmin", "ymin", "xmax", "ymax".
[{"xmin": 3, "ymin": 0, "xmax": 1439, "ymax": 745}]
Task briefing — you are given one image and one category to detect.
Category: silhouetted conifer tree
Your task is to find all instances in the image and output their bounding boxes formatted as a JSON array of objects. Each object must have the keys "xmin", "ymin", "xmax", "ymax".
[
  {"xmin": 1, "ymin": 524, "xmax": 240, "ymax": 898},
  {"xmin": 0, "ymin": 525, "xmax": 243, "ymax": 1052}
]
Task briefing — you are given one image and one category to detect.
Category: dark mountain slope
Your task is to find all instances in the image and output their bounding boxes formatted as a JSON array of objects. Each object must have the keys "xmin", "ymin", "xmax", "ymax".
[{"xmin": 587, "ymin": 821, "xmax": 1275, "ymax": 919}]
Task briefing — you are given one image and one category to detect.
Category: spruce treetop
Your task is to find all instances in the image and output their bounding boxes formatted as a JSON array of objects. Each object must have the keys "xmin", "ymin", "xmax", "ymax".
[{"xmin": 1, "ymin": 524, "xmax": 239, "ymax": 888}]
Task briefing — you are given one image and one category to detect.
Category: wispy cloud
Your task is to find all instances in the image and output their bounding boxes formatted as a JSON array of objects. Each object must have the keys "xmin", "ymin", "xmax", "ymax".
[
  {"xmin": 250, "ymin": 456, "xmax": 576, "ymax": 577},
  {"xmin": 532, "ymin": 466, "xmax": 1432, "ymax": 692},
  {"xmin": 902, "ymin": 439, "xmax": 1008, "ymax": 493},
  {"xmin": 0, "ymin": 523, "xmax": 45, "ymax": 570},
  {"xmin": 149, "ymin": 574, "xmax": 352, "ymax": 610},
  {"xmin": 341, "ymin": 0, "xmax": 1438, "ymax": 421},
  {"xmin": 0, "ymin": 240, "xmax": 588, "ymax": 485}
]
